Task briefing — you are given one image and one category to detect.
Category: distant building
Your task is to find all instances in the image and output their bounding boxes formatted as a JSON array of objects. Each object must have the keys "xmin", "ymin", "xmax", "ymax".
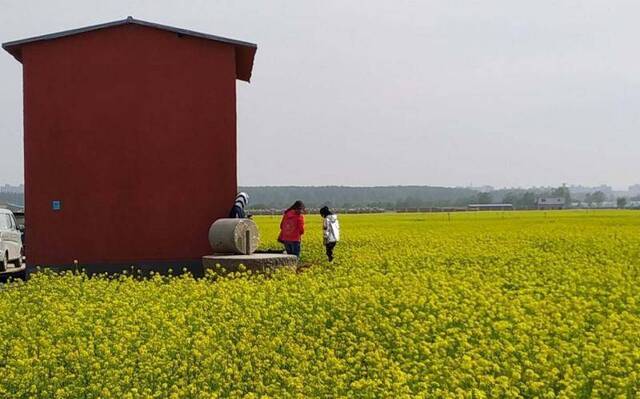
[
  {"xmin": 537, "ymin": 197, "xmax": 565, "ymax": 210},
  {"xmin": 629, "ymin": 184, "xmax": 640, "ymax": 196},
  {"xmin": 467, "ymin": 203, "xmax": 513, "ymax": 211},
  {"xmin": 0, "ymin": 184, "xmax": 24, "ymax": 193}
]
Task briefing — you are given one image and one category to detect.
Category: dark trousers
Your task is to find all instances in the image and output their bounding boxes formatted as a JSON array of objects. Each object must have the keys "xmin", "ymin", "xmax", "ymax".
[
  {"xmin": 229, "ymin": 205, "xmax": 245, "ymax": 218},
  {"xmin": 325, "ymin": 242, "xmax": 337, "ymax": 261},
  {"xmin": 283, "ymin": 241, "xmax": 301, "ymax": 257}
]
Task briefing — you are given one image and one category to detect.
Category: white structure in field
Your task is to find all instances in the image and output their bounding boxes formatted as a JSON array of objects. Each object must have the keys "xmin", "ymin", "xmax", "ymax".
[{"xmin": 537, "ymin": 197, "xmax": 565, "ymax": 210}]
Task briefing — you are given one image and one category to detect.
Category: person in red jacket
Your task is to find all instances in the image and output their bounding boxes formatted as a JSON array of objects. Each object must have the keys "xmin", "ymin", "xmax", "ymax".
[{"xmin": 278, "ymin": 200, "xmax": 305, "ymax": 257}]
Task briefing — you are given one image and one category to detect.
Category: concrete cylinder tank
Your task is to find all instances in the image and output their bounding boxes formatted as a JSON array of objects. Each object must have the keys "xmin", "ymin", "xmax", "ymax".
[{"xmin": 208, "ymin": 218, "xmax": 260, "ymax": 255}]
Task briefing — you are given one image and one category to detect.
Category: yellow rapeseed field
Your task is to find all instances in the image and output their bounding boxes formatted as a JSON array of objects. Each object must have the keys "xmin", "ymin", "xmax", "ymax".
[{"xmin": 0, "ymin": 210, "xmax": 639, "ymax": 398}]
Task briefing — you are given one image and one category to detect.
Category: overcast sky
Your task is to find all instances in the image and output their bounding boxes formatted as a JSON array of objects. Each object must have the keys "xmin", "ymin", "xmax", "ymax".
[{"xmin": 1, "ymin": 0, "xmax": 638, "ymax": 189}]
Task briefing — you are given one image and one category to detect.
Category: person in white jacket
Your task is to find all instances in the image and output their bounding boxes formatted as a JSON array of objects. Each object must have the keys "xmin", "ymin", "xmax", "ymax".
[{"xmin": 320, "ymin": 206, "xmax": 340, "ymax": 262}]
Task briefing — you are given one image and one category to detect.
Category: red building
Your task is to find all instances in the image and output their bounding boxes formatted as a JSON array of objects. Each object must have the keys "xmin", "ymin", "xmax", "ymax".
[{"xmin": 2, "ymin": 18, "xmax": 256, "ymax": 273}]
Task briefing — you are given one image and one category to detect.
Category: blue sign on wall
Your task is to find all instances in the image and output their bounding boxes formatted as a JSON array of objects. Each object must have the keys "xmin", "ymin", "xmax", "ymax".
[{"xmin": 52, "ymin": 200, "xmax": 61, "ymax": 211}]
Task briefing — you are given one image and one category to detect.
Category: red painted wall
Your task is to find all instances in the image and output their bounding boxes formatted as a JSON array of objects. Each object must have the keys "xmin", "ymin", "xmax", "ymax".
[{"xmin": 22, "ymin": 24, "xmax": 238, "ymax": 267}]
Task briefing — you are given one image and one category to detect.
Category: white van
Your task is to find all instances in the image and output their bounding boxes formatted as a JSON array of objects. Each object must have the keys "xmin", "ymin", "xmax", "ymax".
[{"xmin": 0, "ymin": 209, "xmax": 23, "ymax": 271}]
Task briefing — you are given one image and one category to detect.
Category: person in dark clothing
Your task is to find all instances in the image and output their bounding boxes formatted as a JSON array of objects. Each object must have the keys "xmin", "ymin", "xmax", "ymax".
[
  {"xmin": 228, "ymin": 192, "xmax": 249, "ymax": 218},
  {"xmin": 320, "ymin": 206, "xmax": 340, "ymax": 261}
]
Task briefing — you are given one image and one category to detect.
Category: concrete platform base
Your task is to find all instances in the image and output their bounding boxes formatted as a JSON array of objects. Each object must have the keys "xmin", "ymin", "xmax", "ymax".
[{"xmin": 202, "ymin": 253, "xmax": 298, "ymax": 274}]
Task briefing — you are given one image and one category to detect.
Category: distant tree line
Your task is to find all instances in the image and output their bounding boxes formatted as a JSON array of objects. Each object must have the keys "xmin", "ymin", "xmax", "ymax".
[
  {"xmin": 242, "ymin": 185, "xmax": 579, "ymax": 210},
  {"xmin": 241, "ymin": 184, "xmax": 635, "ymax": 211},
  {"xmin": 241, "ymin": 186, "xmax": 479, "ymax": 210},
  {"xmin": 490, "ymin": 185, "xmax": 572, "ymax": 209}
]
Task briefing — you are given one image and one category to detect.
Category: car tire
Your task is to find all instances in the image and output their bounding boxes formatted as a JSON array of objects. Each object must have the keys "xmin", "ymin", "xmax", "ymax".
[
  {"xmin": 1, "ymin": 252, "xmax": 7, "ymax": 272},
  {"xmin": 13, "ymin": 254, "xmax": 23, "ymax": 269}
]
